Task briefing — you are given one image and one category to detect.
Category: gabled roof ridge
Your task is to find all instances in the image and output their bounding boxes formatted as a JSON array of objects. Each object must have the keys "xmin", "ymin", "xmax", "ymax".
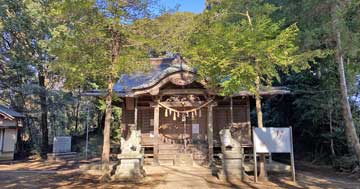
[{"xmin": 0, "ymin": 105, "xmax": 25, "ymax": 119}]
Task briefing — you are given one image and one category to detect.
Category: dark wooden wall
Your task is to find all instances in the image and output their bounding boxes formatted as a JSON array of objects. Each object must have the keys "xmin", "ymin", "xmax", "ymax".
[{"xmin": 121, "ymin": 97, "xmax": 251, "ymax": 146}]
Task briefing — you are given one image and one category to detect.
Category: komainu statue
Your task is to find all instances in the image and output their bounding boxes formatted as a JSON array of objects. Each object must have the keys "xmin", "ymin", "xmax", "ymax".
[
  {"xmin": 121, "ymin": 127, "xmax": 142, "ymax": 154},
  {"xmin": 219, "ymin": 128, "xmax": 241, "ymax": 150},
  {"xmin": 219, "ymin": 128, "xmax": 244, "ymax": 180},
  {"xmin": 112, "ymin": 124, "xmax": 145, "ymax": 180}
]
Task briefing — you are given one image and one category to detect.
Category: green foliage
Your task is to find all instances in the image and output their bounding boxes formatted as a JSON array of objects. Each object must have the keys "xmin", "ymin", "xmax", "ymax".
[
  {"xmin": 133, "ymin": 12, "xmax": 197, "ymax": 57},
  {"xmin": 1, "ymin": 0, "xmax": 360, "ymax": 166},
  {"xmin": 48, "ymin": 0, "xmax": 157, "ymax": 91},
  {"xmin": 266, "ymin": 0, "xmax": 360, "ymax": 165},
  {"xmin": 186, "ymin": 0, "xmax": 326, "ymax": 96}
]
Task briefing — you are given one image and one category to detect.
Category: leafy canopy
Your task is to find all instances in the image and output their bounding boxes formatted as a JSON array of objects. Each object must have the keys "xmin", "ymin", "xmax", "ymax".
[
  {"xmin": 48, "ymin": 0, "xmax": 156, "ymax": 90},
  {"xmin": 186, "ymin": 0, "xmax": 326, "ymax": 95}
]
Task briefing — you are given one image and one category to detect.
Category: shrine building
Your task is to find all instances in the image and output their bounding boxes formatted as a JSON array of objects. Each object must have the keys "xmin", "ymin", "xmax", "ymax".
[{"xmin": 87, "ymin": 54, "xmax": 289, "ymax": 165}]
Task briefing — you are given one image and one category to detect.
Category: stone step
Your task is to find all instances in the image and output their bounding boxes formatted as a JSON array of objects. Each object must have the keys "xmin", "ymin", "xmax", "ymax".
[
  {"xmin": 158, "ymin": 159, "xmax": 174, "ymax": 166},
  {"xmin": 175, "ymin": 154, "xmax": 193, "ymax": 166},
  {"xmin": 158, "ymin": 154, "xmax": 176, "ymax": 160},
  {"xmin": 158, "ymin": 144, "xmax": 183, "ymax": 150},
  {"xmin": 158, "ymin": 149, "xmax": 179, "ymax": 154},
  {"xmin": 144, "ymin": 158, "xmax": 153, "ymax": 165}
]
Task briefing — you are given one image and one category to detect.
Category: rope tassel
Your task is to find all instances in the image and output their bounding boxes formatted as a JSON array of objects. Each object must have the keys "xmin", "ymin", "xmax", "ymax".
[{"xmin": 173, "ymin": 112, "xmax": 176, "ymax": 121}]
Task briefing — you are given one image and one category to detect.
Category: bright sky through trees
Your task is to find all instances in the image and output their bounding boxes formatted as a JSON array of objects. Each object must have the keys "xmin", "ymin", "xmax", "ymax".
[{"xmin": 159, "ymin": 0, "xmax": 205, "ymax": 13}]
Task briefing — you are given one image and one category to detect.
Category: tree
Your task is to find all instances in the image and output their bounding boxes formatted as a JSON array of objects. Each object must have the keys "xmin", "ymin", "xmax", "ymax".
[
  {"xmin": 49, "ymin": 0, "xmax": 156, "ymax": 175},
  {"xmin": 133, "ymin": 12, "xmax": 197, "ymax": 57},
  {"xmin": 331, "ymin": 0, "xmax": 360, "ymax": 161},
  {"xmin": 271, "ymin": 0, "xmax": 360, "ymax": 164},
  {"xmin": 0, "ymin": 0, "xmax": 53, "ymax": 159},
  {"xmin": 187, "ymin": 0, "xmax": 324, "ymax": 179}
]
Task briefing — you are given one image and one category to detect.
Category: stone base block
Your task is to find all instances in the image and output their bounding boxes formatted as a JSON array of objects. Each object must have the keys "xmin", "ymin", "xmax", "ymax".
[
  {"xmin": 112, "ymin": 158, "xmax": 146, "ymax": 181},
  {"xmin": 222, "ymin": 159, "xmax": 243, "ymax": 179}
]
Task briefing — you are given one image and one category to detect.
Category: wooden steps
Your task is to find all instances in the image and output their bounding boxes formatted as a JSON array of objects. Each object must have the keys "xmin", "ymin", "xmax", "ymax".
[
  {"xmin": 156, "ymin": 143, "xmax": 209, "ymax": 166},
  {"xmin": 157, "ymin": 144, "xmax": 180, "ymax": 166}
]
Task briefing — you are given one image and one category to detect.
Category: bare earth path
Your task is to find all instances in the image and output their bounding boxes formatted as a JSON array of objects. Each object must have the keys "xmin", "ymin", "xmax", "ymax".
[{"xmin": 0, "ymin": 160, "xmax": 359, "ymax": 188}]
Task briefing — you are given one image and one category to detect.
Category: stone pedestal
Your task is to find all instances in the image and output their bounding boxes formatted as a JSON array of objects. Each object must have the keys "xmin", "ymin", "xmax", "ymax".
[
  {"xmin": 219, "ymin": 129, "xmax": 244, "ymax": 180},
  {"xmin": 222, "ymin": 148, "xmax": 243, "ymax": 179},
  {"xmin": 112, "ymin": 154, "xmax": 146, "ymax": 181}
]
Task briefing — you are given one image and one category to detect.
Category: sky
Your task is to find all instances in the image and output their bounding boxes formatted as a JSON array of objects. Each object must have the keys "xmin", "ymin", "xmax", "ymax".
[{"xmin": 159, "ymin": 0, "xmax": 206, "ymax": 14}]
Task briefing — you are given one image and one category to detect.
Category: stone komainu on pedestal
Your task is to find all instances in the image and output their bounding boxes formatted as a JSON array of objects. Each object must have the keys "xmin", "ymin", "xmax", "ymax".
[
  {"xmin": 219, "ymin": 128, "xmax": 244, "ymax": 179},
  {"xmin": 112, "ymin": 125, "xmax": 146, "ymax": 181}
]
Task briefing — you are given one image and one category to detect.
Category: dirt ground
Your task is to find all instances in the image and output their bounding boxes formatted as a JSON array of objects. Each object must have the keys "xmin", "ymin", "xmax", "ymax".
[{"xmin": 0, "ymin": 160, "xmax": 359, "ymax": 189}]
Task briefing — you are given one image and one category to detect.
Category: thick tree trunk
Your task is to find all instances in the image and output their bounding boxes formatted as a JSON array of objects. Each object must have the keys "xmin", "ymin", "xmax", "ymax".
[
  {"xmin": 255, "ymin": 74, "xmax": 267, "ymax": 179},
  {"xmin": 332, "ymin": 3, "xmax": 360, "ymax": 161},
  {"xmin": 39, "ymin": 73, "xmax": 48, "ymax": 159},
  {"xmin": 101, "ymin": 79, "xmax": 114, "ymax": 171},
  {"xmin": 102, "ymin": 30, "xmax": 120, "ymax": 173},
  {"xmin": 335, "ymin": 45, "xmax": 360, "ymax": 160}
]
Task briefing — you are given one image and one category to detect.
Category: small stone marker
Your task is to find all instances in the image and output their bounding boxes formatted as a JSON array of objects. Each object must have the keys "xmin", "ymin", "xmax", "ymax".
[{"xmin": 53, "ymin": 136, "xmax": 72, "ymax": 153}]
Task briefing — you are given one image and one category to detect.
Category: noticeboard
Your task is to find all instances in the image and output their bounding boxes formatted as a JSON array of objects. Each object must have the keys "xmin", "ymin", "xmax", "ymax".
[
  {"xmin": 252, "ymin": 127, "xmax": 296, "ymax": 183},
  {"xmin": 253, "ymin": 127, "xmax": 291, "ymax": 153}
]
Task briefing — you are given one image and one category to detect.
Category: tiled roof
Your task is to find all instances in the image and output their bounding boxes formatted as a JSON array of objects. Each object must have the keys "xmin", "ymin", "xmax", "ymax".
[
  {"xmin": 83, "ymin": 55, "xmax": 290, "ymax": 97},
  {"xmin": 0, "ymin": 105, "xmax": 25, "ymax": 119},
  {"xmin": 113, "ymin": 55, "xmax": 196, "ymax": 94}
]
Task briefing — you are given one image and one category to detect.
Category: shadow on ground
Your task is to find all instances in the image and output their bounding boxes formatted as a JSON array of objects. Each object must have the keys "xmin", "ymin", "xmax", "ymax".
[{"xmin": 0, "ymin": 160, "xmax": 359, "ymax": 188}]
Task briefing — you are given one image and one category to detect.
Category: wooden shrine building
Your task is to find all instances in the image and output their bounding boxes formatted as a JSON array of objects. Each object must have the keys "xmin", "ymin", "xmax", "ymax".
[
  {"xmin": 0, "ymin": 105, "xmax": 24, "ymax": 160},
  {"xmin": 87, "ymin": 55, "xmax": 289, "ymax": 165}
]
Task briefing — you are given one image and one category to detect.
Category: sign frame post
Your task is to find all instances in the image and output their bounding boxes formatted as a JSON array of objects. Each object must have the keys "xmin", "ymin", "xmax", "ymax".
[
  {"xmin": 290, "ymin": 127, "xmax": 296, "ymax": 183},
  {"xmin": 252, "ymin": 128, "xmax": 258, "ymax": 183}
]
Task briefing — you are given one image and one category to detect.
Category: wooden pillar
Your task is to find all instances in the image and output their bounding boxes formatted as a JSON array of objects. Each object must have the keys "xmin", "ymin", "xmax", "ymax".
[
  {"xmin": 134, "ymin": 97, "xmax": 138, "ymax": 129},
  {"xmin": 230, "ymin": 96, "xmax": 233, "ymax": 128},
  {"xmin": 153, "ymin": 103, "xmax": 160, "ymax": 165},
  {"xmin": 207, "ymin": 104, "xmax": 214, "ymax": 162}
]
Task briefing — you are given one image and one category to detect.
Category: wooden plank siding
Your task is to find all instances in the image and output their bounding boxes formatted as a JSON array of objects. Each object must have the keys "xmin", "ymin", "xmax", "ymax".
[{"xmin": 121, "ymin": 97, "xmax": 251, "ymax": 147}]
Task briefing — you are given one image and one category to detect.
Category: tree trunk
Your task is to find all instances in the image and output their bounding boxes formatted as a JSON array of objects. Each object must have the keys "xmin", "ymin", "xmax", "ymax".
[
  {"xmin": 255, "ymin": 72, "xmax": 267, "ymax": 179},
  {"xmin": 332, "ymin": 3, "xmax": 360, "ymax": 161},
  {"xmin": 101, "ymin": 30, "xmax": 120, "ymax": 172},
  {"xmin": 329, "ymin": 105, "xmax": 336, "ymax": 157},
  {"xmin": 101, "ymin": 79, "xmax": 114, "ymax": 171},
  {"xmin": 39, "ymin": 73, "xmax": 48, "ymax": 159},
  {"xmin": 75, "ymin": 92, "xmax": 81, "ymax": 133}
]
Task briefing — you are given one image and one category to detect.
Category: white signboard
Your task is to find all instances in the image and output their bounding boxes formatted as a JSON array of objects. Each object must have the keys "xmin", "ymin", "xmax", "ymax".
[
  {"xmin": 253, "ymin": 127, "xmax": 291, "ymax": 153},
  {"xmin": 192, "ymin": 124, "xmax": 199, "ymax": 134},
  {"xmin": 252, "ymin": 127, "xmax": 296, "ymax": 183},
  {"xmin": 53, "ymin": 136, "xmax": 71, "ymax": 153}
]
